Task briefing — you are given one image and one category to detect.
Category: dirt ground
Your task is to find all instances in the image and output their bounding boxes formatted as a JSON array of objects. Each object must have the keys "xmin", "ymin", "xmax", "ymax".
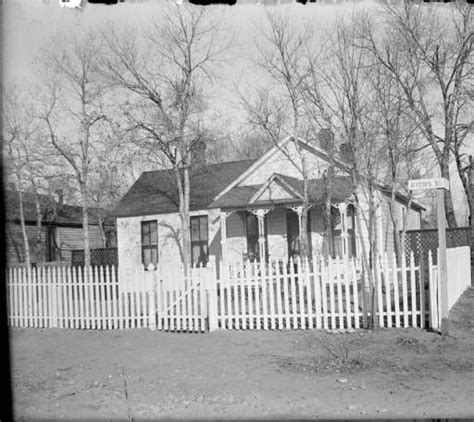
[{"xmin": 10, "ymin": 288, "xmax": 474, "ymax": 420}]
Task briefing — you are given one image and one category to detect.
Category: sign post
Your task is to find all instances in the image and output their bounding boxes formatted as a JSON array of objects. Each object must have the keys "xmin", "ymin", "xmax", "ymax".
[{"xmin": 408, "ymin": 177, "xmax": 449, "ymax": 336}]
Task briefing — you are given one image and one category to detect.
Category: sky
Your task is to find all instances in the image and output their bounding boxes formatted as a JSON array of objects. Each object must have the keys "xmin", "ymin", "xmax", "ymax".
[
  {"xmin": 3, "ymin": 0, "xmax": 473, "ymax": 224},
  {"xmin": 3, "ymin": 0, "xmax": 350, "ymax": 130}
]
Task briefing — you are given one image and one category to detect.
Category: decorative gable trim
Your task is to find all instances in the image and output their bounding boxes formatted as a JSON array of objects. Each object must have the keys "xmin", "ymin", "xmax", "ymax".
[
  {"xmin": 212, "ymin": 136, "xmax": 294, "ymax": 203},
  {"xmin": 249, "ymin": 174, "xmax": 303, "ymax": 204},
  {"xmin": 212, "ymin": 135, "xmax": 351, "ymax": 204}
]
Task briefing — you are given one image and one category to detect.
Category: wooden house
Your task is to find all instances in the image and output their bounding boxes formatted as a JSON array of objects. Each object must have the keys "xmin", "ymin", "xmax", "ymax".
[
  {"xmin": 5, "ymin": 191, "xmax": 115, "ymax": 265},
  {"xmin": 113, "ymin": 136, "xmax": 424, "ymax": 283}
]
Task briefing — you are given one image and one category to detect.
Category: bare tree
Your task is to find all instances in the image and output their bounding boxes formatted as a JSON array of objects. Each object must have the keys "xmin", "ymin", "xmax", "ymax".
[
  {"xmin": 101, "ymin": 3, "xmax": 229, "ymax": 270},
  {"xmin": 3, "ymin": 88, "xmax": 33, "ymax": 266},
  {"xmin": 35, "ymin": 30, "xmax": 109, "ymax": 268},
  {"xmin": 359, "ymin": 2, "xmax": 474, "ymax": 227},
  {"xmin": 370, "ymin": 63, "xmax": 425, "ymax": 262},
  {"xmin": 241, "ymin": 10, "xmax": 315, "ymax": 259},
  {"xmin": 89, "ymin": 123, "xmax": 136, "ymax": 247},
  {"xmin": 305, "ymin": 14, "xmax": 386, "ymax": 328},
  {"xmin": 3, "ymin": 86, "xmax": 53, "ymax": 265}
]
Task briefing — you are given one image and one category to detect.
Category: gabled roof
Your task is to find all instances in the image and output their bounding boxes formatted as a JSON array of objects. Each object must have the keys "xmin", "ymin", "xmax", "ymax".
[
  {"xmin": 212, "ymin": 135, "xmax": 350, "ymax": 204},
  {"xmin": 249, "ymin": 173, "xmax": 303, "ymax": 203},
  {"xmin": 5, "ymin": 190, "xmax": 114, "ymax": 226},
  {"xmin": 112, "ymin": 160, "xmax": 257, "ymax": 218},
  {"xmin": 210, "ymin": 174, "xmax": 354, "ymax": 209}
]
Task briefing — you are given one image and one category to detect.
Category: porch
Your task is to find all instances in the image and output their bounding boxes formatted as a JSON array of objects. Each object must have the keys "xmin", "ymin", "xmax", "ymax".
[{"xmin": 212, "ymin": 173, "xmax": 358, "ymax": 268}]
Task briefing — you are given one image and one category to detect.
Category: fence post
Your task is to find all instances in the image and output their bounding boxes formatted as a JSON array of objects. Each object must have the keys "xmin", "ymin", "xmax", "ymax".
[
  {"xmin": 207, "ymin": 256, "xmax": 218, "ymax": 332},
  {"xmin": 147, "ymin": 263, "xmax": 157, "ymax": 331},
  {"xmin": 51, "ymin": 267, "xmax": 58, "ymax": 328}
]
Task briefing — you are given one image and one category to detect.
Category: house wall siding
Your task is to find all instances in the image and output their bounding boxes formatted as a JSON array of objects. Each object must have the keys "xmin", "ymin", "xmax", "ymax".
[
  {"xmin": 117, "ymin": 208, "xmax": 221, "ymax": 286},
  {"xmin": 226, "ymin": 211, "xmax": 246, "ymax": 262},
  {"xmin": 6, "ymin": 222, "xmax": 106, "ymax": 265},
  {"xmin": 6, "ymin": 224, "xmax": 46, "ymax": 265},
  {"xmin": 351, "ymin": 189, "xmax": 422, "ymax": 258},
  {"xmin": 267, "ymin": 208, "xmax": 287, "ymax": 259},
  {"xmin": 57, "ymin": 226, "xmax": 104, "ymax": 262},
  {"xmin": 379, "ymin": 194, "xmax": 421, "ymax": 256},
  {"xmin": 240, "ymin": 143, "xmax": 340, "ymax": 187}
]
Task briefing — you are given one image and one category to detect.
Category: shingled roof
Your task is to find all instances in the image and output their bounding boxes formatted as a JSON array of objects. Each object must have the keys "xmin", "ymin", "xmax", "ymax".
[
  {"xmin": 112, "ymin": 160, "xmax": 257, "ymax": 218},
  {"xmin": 5, "ymin": 190, "xmax": 114, "ymax": 226},
  {"xmin": 210, "ymin": 174, "xmax": 355, "ymax": 209}
]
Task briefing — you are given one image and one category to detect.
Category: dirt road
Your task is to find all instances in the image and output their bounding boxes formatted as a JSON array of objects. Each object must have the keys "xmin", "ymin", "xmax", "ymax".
[{"xmin": 10, "ymin": 289, "xmax": 474, "ymax": 420}]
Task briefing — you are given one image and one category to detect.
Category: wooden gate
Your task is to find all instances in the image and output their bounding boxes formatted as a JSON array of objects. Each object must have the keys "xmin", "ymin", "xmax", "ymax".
[{"xmin": 155, "ymin": 275, "xmax": 208, "ymax": 333}]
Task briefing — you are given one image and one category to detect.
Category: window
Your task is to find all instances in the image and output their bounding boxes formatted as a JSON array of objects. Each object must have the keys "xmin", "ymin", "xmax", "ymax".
[
  {"xmin": 246, "ymin": 212, "xmax": 268, "ymax": 262},
  {"xmin": 191, "ymin": 216, "xmax": 208, "ymax": 267},
  {"xmin": 141, "ymin": 220, "xmax": 158, "ymax": 268}
]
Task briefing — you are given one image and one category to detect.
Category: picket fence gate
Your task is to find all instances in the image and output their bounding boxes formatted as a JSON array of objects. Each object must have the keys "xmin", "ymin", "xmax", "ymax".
[{"xmin": 7, "ymin": 249, "xmax": 453, "ymax": 333}]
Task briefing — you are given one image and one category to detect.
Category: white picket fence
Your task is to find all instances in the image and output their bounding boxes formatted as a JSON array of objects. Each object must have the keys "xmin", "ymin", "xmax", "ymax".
[
  {"xmin": 445, "ymin": 246, "xmax": 471, "ymax": 310},
  {"xmin": 7, "ymin": 266, "xmax": 153, "ymax": 329},
  {"xmin": 6, "ymin": 265, "xmax": 210, "ymax": 332},
  {"xmin": 429, "ymin": 246, "xmax": 472, "ymax": 330},
  {"xmin": 8, "ymin": 247, "xmax": 470, "ymax": 333},
  {"xmin": 216, "ymin": 252, "xmax": 429, "ymax": 331}
]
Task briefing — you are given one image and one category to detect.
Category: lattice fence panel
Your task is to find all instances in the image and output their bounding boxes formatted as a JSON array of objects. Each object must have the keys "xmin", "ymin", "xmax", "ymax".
[
  {"xmin": 71, "ymin": 247, "xmax": 118, "ymax": 268},
  {"xmin": 403, "ymin": 227, "xmax": 472, "ymax": 264}
]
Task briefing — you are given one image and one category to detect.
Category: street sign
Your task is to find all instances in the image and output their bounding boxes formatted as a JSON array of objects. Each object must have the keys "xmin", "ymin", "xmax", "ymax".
[{"xmin": 408, "ymin": 178, "xmax": 449, "ymax": 191}]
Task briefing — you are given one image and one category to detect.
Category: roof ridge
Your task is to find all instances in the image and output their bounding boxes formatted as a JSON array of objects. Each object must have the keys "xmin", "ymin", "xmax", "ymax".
[{"xmin": 141, "ymin": 158, "xmax": 258, "ymax": 176}]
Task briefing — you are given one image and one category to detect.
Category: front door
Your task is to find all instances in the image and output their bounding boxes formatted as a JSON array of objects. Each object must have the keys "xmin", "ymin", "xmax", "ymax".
[{"xmin": 286, "ymin": 209, "xmax": 311, "ymax": 259}]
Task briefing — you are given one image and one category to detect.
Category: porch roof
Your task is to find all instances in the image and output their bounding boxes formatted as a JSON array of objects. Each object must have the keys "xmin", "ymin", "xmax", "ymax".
[{"xmin": 210, "ymin": 174, "xmax": 354, "ymax": 210}]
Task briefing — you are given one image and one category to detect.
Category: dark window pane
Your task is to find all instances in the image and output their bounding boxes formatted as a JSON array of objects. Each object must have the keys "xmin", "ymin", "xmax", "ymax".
[
  {"xmin": 143, "ymin": 248, "xmax": 152, "ymax": 267},
  {"xmin": 142, "ymin": 220, "xmax": 158, "ymax": 265},
  {"xmin": 191, "ymin": 217, "xmax": 200, "ymax": 241},
  {"xmin": 150, "ymin": 222, "xmax": 158, "ymax": 244},
  {"xmin": 202, "ymin": 244, "xmax": 209, "ymax": 260},
  {"xmin": 199, "ymin": 216, "xmax": 208, "ymax": 241},
  {"xmin": 151, "ymin": 247, "xmax": 158, "ymax": 266},
  {"xmin": 192, "ymin": 244, "xmax": 201, "ymax": 266},
  {"xmin": 141, "ymin": 222, "xmax": 150, "ymax": 245},
  {"xmin": 247, "ymin": 214, "xmax": 258, "ymax": 237}
]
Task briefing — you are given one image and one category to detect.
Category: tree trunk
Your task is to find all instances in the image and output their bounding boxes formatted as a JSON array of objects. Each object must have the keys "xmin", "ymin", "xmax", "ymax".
[
  {"xmin": 80, "ymin": 182, "xmax": 91, "ymax": 268},
  {"xmin": 354, "ymin": 198, "xmax": 371, "ymax": 329},
  {"xmin": 17, "ymin": 189, "xmax": 31, "ymax": 267},
  {"xmin": 301, "ymin": 171, "xmax": 310, "ymax": 259},
  {"xmin": 97, "ymin": 213, "xmax": 107, "ymax": 248},
  {"xmin": 181, "ymin": 167, "xmax": 191, "ymax": 274},
  {"xmin": 439, "ymin": 157, "xmax": 458, "ymax": 228},
  {"xmin": 367, "ymin": 190, "xmax": 377, "ymax": 330},
  {"xmin": 388, "ymin": 188, "xmax": 402, "ymax": 265},
  {"xmin": 34, "ymin": 191, "xmax": 43, "ymax": 263},
  {"xmin": 325, "ymin": 166, "xmax": 335, "ymax": 258},
  {"xmin": 469, "ymin": 156, "xmax": 474, "ymax": 228}
]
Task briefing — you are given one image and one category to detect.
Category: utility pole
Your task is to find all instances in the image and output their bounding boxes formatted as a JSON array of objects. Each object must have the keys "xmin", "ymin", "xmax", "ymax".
[{"xmin": 408, "ymin": 177, "xmax": 450, "ymax": 335}]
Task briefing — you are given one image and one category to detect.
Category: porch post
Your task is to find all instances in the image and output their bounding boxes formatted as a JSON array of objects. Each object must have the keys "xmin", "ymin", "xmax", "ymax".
[
  {"xmin": 250, "ymin": 208, "xmax": 270, "ymax": 263},
  {"xmin": 338, "ymin": 202, "xmax": 348, "ymax": 259}
]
